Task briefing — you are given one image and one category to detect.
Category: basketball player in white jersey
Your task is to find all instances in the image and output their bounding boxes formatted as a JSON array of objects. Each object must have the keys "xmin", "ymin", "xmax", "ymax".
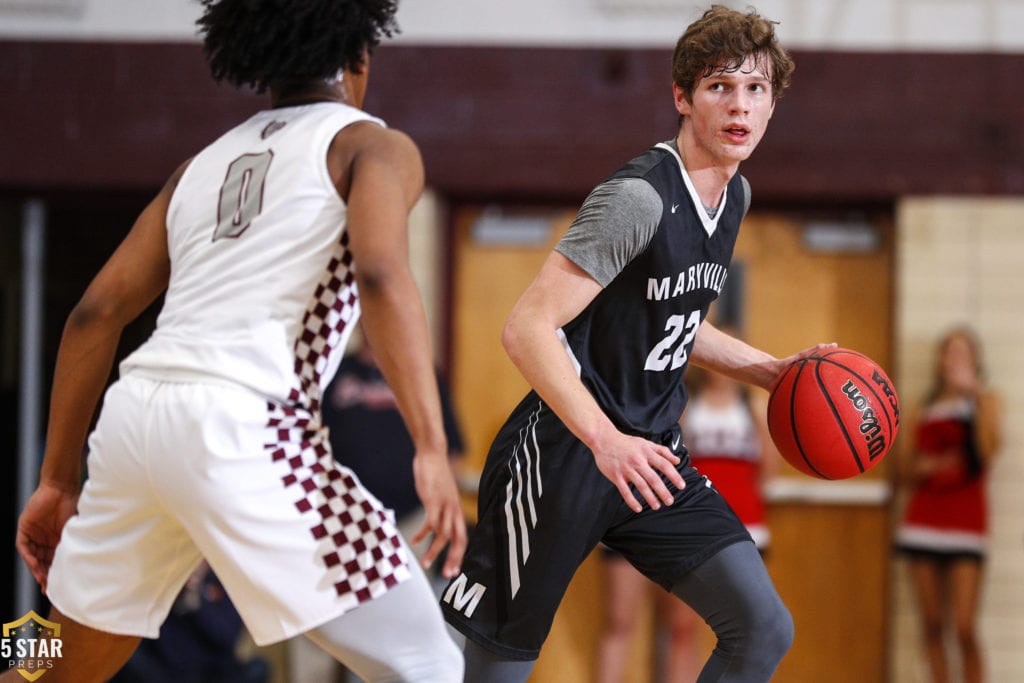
[{"xmin": 9, "ymin": 2, "xmax": 464, "ymax": 681}]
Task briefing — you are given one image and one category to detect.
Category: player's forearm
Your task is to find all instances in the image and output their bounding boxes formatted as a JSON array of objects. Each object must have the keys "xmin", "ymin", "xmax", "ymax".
[
  {"xmin": 357, "ymin": 267, "xmax": 448, "ymax": 457},
  {"xmin": 502, "ymin": 311, "xmax": 619, "ymax": 451},
  {"xmin": 39, "ymin": 304, "xmax": 125, "ymax": 491},
  {"xmin": 691, "ymin": 322, "xmax": 778, "ymax": 390}
]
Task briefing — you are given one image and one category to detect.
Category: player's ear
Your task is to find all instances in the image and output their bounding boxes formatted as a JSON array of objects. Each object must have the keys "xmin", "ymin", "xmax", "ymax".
[{"xmin": 673, "ymin": 82, "xmax": 691, "ymax": 118}]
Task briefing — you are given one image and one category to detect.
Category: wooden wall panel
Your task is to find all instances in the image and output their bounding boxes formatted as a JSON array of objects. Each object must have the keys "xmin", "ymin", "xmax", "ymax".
[{"xmin": 767, "ymin": 503, "xmax": 891, "ymax": 683}]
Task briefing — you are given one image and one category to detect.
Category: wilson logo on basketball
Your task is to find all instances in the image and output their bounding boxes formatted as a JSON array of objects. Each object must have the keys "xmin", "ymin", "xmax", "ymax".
[
  {"xmin": 840, "ymin": 380, "xmax": 887, "ymax": 460},
  {"xmin": 870, "ymin": 368, "xmax": 901, "ymax": 426}
]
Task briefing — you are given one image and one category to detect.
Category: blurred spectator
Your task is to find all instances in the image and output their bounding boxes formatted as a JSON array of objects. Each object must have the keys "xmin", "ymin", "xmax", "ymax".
[{"xmin": 895, "ymin": 326, "xmax": 1002, "ymax": 683}]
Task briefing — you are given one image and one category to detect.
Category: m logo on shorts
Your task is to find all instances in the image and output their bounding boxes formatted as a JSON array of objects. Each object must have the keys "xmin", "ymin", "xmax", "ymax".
[
  {"xmin": 2, "ymin": 610, "xmax": 63, "ymax": 680},
  {"xmin": 442, "ymin": 574, "xmax": 487, "ymax": 618}
]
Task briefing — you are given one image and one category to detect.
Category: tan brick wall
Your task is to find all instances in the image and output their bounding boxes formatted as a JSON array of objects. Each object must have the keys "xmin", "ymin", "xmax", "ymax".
[{"xmin": 893, "ymin": 197, "xmax": 1024, "ymax": 682}]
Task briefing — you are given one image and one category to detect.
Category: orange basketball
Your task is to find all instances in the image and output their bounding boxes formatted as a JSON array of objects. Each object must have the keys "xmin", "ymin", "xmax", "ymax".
[{"xmin": 767, "ymin": 348, "xmax": 900, "ymax": 480}]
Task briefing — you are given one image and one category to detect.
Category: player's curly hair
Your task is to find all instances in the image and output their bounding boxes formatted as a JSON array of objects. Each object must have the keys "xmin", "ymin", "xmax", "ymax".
[
  {"xmin": 672, "ymin": 5, "xmax": 794, "ymax": 102},
  {"xmin": 196, "ymin": 0, "xmax": 400, "ymax": 92}
]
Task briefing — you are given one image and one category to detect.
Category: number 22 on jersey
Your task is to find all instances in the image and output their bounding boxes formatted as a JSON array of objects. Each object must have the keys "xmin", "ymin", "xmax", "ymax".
[{"xmin": 644, "ymin": 310, "xmax": 700, "ymax": 371}]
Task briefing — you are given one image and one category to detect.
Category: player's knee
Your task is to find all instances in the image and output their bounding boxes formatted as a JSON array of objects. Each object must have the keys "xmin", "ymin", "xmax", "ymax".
[
  {"xmin": 717, "ymin": 595, "xmax": 793, "ymax": 669},
  {"xmin": 760, "ymin": 601, "xmax": 794, "ymax": 664}
]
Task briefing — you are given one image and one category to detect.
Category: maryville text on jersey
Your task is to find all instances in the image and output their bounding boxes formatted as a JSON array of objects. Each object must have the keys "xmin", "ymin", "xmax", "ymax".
[{"xmin": 647, "ymin": 261, "xmax": 728, "ymax": 301}]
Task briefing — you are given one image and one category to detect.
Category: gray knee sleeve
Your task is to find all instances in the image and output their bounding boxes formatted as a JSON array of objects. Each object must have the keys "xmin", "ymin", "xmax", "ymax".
[
  {"xmin": 461, "ymin": 638, "xmax": 535, "ymax": 683},
  {"xmin": 671, "ymin": 541, "xmax": 794, "ymax": 682}
]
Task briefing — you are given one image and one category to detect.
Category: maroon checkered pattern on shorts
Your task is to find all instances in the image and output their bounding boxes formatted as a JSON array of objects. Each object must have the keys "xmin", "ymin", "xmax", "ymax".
[{"xmin": 265, "ymin": 232, "xmax": 409, "ymax": 604}]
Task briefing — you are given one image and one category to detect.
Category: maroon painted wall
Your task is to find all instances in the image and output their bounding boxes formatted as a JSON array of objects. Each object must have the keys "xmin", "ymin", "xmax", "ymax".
[{"xmin": 2, "ymin": 40, "xmax": 1022, "ymax": 202}]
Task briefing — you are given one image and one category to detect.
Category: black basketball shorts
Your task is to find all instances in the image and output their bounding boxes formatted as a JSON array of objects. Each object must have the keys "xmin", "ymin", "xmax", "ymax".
[{"xmin": 440, "ymin": 393, "xmax": 751, "ymax": 661}]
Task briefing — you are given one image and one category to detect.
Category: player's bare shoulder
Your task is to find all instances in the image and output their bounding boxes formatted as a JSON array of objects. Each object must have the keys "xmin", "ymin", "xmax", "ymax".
[{"xmin": 329, "ymin": 122, "xmax": 424, "ymax": 204}]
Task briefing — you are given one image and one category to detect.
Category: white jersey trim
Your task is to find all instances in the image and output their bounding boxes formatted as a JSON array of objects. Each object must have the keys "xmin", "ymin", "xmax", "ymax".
[
  {"xmin": 557, "ymin": 327, "xmax": 582, "ymax": 377},
  {"xmin": 655, "ymin": 141, "xmax": 726, "ymax": 238}
]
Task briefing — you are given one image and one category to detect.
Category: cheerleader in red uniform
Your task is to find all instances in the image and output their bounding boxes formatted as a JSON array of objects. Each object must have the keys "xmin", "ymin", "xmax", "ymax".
[{"xmin": 895, "ymin": 327, "xmax": 1002, "ymax": 683}]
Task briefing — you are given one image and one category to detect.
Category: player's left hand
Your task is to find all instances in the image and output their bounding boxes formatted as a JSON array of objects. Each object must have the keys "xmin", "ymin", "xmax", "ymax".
[
  {"xmin": 591, "ymin": 429, "xmax": 685, "ymax": 514},
  {"xmin": 411, "ymin": 451, "xmax": 467, "ymax": 579},
  {"xmin": 16, "ymin": 481, "xmax": 80, "ymax": 593}
]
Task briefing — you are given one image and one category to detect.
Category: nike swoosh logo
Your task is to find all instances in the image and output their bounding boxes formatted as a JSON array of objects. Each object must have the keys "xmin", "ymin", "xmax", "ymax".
[
  {"xmin": 671, "ymin": 203, "xmax": 679, "ymax": 213},
  {"xmin": 671, "ymin": 434, "xmax": 680, "ymax": 450}
]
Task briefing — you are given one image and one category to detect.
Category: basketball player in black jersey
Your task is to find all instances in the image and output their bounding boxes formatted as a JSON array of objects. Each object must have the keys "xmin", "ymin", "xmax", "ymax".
[{"xmin": 441, "ymin": 6, "xmax": 835, "ymax": 682}]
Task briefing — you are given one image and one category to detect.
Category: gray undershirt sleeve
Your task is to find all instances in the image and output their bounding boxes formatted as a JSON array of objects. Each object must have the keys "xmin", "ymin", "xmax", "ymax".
[{"xmin": 555, "ymin": 177, "xmax": 663, "ymax": 287}]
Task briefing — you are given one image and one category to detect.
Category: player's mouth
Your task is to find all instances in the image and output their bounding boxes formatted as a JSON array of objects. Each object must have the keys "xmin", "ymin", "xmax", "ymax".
[{"xmin": 723, "ymin": 124, "xmax": 751, "ymax": 142}]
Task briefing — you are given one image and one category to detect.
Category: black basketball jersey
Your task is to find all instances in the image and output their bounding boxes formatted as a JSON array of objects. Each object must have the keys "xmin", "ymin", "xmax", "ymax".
[{"xmin": 560, "ymin": 143, "xmax": 746, "ymax": 435}]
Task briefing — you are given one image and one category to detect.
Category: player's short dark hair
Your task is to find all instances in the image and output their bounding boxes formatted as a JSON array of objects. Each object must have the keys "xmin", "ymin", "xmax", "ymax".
[
  {"xmin": 197, "ymin": 0, "xmax": 400, "ymax": 92},
  {"xmin": 672, "ymin": 5, "xmax": 794, "ymax": 102}
]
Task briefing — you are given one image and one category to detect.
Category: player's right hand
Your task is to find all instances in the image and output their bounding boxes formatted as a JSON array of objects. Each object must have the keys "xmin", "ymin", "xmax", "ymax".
[
  {"xmin": 591, "ymin": 431, "xmax": 685, "ymax": 513},
  {"xmin": 16, "ymin": 481, "xmax": 80, "ymax": 593},
  {"xmin": 765, "ymin": 342, "xmax": 838, "ymax": 390},
  {"xmin": 411, "ymin": 452, "xmax": 467, "ymax": 580}
]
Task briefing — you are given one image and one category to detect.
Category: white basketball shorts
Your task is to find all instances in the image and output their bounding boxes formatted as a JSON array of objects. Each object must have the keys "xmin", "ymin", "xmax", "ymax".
[{"xmin": 48, "ymin": 373, "xmax": 410, "ymax": 645}]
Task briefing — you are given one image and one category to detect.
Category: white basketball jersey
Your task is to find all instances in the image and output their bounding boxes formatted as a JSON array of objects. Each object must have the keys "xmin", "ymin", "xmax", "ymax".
[{"xmin": 122, "ymin": 102, "xmax": 383, "ymax": 410}]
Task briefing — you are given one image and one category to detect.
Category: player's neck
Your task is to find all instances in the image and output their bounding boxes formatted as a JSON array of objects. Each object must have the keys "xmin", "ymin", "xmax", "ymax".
[
  {"xmin": 674, "ymin": 132, "xmax": 737, "ymax": 210},
  {"xmin": 270, "ymin": 78, "xmax": 358, "ymax": 110}
]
